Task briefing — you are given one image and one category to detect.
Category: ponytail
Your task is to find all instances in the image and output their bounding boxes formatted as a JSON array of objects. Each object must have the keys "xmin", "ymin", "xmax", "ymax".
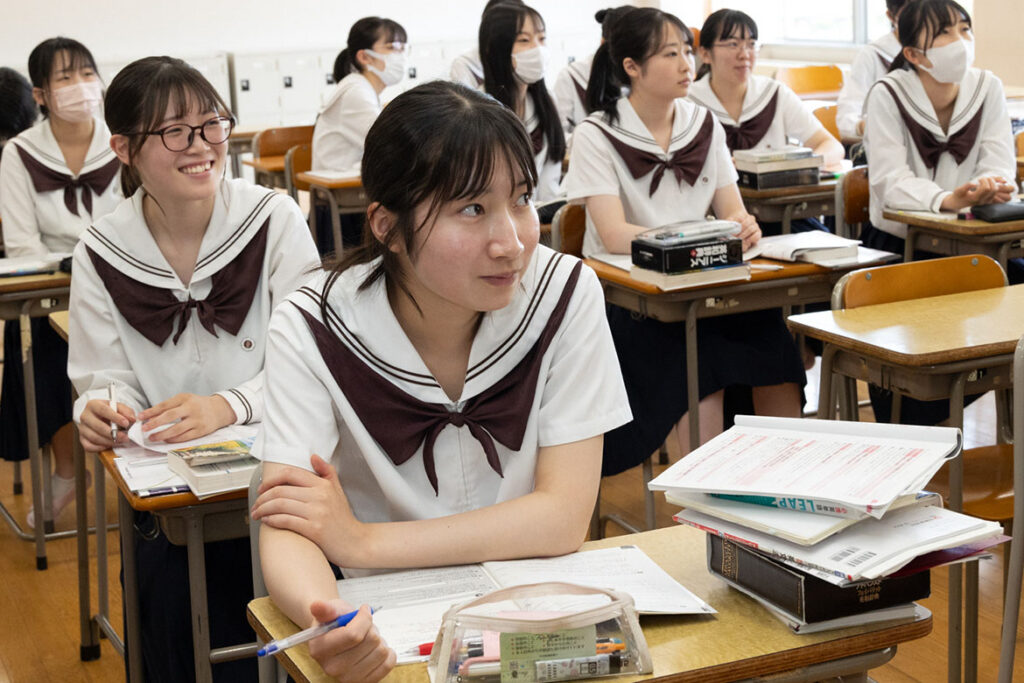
[
  {"xmin": 333, "ymin": 48, "xmax": 355, "ymax": 81},
  {"xmin": 585, "ymin": 42, "xmax": 621, "ymax": 121}
]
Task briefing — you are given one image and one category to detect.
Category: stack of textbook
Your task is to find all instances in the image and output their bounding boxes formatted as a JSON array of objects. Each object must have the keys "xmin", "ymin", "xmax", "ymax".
[
  {"xmin": 166, "ymin": 436, "xmax": 258, "ymax": 499},
  {"xmin": 649, "ymin": 416, "xmax": 1008, "ymax": 633},
  {"xmin": 734, "ymin": 146, "xmax": 822, "ymax": 190},
  {"xmin": 628, "ymin": 220, "xmax": 750, "ymax": 291}
]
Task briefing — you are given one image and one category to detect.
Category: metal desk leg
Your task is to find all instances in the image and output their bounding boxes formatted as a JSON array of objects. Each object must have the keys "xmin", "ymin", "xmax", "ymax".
[
  {"xmin": 781, "ymin": 202, "xmax": 797, "ymax": 235},
  {"xmin": 947, "ymin": 372, "xmax": 966, "ymax": 683},
  {"xmin": 817, "ymin": 345, "xmax": 837, "ymax": 421},
  {"xmin": 685, "ymin": 301, "xmax": 700, "ymax": 452},
  {"xmin": 904, "ymin": 228, "xmax": 917, "ymax": 262},
  {"xmin": 950, "ymin": 373, "xmax": 979, "ymax": 683},
  {"xmin": 186, "ymin": 511, "xmax": 214, "ymax": 683},
  {"xmin": 20, "ymin": 303, "xmax": 47, "ymax": 569},
  {"xmin": 13, "ymin": 460, "xmax": 23, "ymax": 494},
  {"xmin": 77, "ymin": 435, "xmax": 100, "ymax": 660},
  {"xmin": 120, "ymin": 493, "xmax": 144, "ymax": 682},
  {"xmin": 997, "ymin": 336, "xmax": 1024, "ymax": 683}
]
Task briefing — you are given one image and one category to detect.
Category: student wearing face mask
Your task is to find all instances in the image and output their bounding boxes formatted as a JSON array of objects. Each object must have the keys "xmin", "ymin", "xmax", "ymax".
[
  {"xmin": 0, "ymin": 37, "xmax": 120, "ymax": 529},
  {"xmin": 862, "ymin": 0, "xmax": 1017, "ymax": 425},
  {"xmin": 479, "ymin": 3, "xmax": 566, "ymax": 211},
  {"xmin": 450, "ymin": 0, "xmax": 525, "ymax": 90},
  {"xmin": 313, "ymin": 16, "xmax": 407, "ymax": 252}
]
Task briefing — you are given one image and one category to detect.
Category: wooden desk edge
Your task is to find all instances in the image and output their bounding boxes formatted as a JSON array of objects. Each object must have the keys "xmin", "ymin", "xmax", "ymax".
[
  {"xmin": 49, "ymin": 310, "xmax": 70, "ymax": 341},
  {"xmin": 0, "ymin": 273, "xmax": 71, "ymax": 295},
  {"xmin": 98, "ymin": 450, "xmax": 247, "ymax": 511},
  {"xmin": 584, "ymin": 258, "xmax": 830, "ymax": 296},
  {"xmin": 882, "ymin": 209, "xmax": 1024, "ymax": 234},
  {"xmin": 739, "ymin": 180, "xmax": 838, "ymax": 200},
  {"xmin": 296, "ymin": 171, "xmax": 362, "ymax": 189}
]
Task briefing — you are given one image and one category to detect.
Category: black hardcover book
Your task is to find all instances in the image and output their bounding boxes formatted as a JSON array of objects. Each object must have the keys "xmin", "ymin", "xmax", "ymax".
[
  {"xmin": 631, "ymin": 234, "xmax": 743, "ymax": 274},
  {"xmin": 737, "ymin": 167, "xmax": 820, "ymax": 190},
  {"xmin": 707, "ymin": 534, "xmax": 930, "ymax": 623}
]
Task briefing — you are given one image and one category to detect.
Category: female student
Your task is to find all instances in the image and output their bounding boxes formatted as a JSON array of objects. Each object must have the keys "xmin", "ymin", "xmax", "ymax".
[
  {"xmin": 861, "ymin": 0, "xmax": 1016, "ymax": 423},
  {"xmin": 449, "ymin": 0, "xmax": 524, "ymax": 90},
  {"xmin": 0, "ymin": 67, "xmax": 36, "ymax": 146},
  {"xmin": 552, "ymin": 6, "xmax": 630, "ymax": 134},
  {"xmin": 836, "ymin": 0, "xmax": 911, "ymax": 142},
  {"xmin": 479, "ymin": 3, "xmax": 566, "ymax": 208},
  {"xmin": 67, "ymin": 56, "xmax": 319, "ymax": 681},
  {"xmin": 688, "ymin": 9, "xmax": 844, "ymax": 235},
  {"xmin": 313, "ymin": 16, "xmax": 407, "ymax": 251},
  {"xmin": 251, "ymin": 80, "xmax": 630, "ymax": 680},
  {"xmin": 565, "ymin": 7, "xmax": 804, "ymax": 471},
  {"xmin": 0, "ymin": 37, "xmax": 119, "ymax": 529}
]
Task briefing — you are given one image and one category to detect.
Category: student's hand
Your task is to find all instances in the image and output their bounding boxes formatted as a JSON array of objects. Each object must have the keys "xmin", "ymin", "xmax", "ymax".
[
  {"xmin": 252, "ymin": 455, "xmax": 365, "ymax": 565},
  {"xmin": 137, "ymin": 393, "xmax": 236, "ymax": 443},
  {"xmin": 728, "ymin": 212, "xmax": 761, "ymax": 250},
  {"xmin": 306, "ymin": 602, "xmax": 395, "ymax": 682},
  {"xmin": 79, "ymin": 399, "xmax": 136, "ymax": 452},
  {"xmin": 942, "ymin": 177, "xmax": 1016, "ymax": 211}
]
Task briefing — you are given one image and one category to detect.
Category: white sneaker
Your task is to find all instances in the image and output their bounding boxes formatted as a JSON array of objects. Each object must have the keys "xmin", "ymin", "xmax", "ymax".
[{"xmin": 26, "ymin": 470, "xmax": 92, "ymax": 529}]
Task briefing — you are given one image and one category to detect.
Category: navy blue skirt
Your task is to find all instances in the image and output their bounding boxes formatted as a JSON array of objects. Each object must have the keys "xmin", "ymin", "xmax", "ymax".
[
  {"xmin": 313, "ymin": 204, "xmax": 364, "ymax": 258},
  {"xmin": 0, "ymin": 318, "xmax": 72, "ymax": 461},
  {"xmin": 602, "ymin": 304, "xmax": 805, "ymax": 476}
]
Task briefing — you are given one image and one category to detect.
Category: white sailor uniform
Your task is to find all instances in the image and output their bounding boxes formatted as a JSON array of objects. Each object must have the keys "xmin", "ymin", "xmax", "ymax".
[
  {"xmin": 553, "ymin": 55, "xmax": 593, "ymax": 133},
  {"xmin": 837, "ymin": 31, "xmax": 901, "ymax": 141}
]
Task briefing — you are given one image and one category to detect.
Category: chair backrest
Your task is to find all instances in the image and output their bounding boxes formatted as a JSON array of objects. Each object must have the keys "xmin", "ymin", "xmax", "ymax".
[
  {"xmin": 252, "ymin": 125, "xmax": 314, "ymax": 159},
  {"xmin": 813, "ymin": 105, "xmax": 840, "ymax": 140},
  {"xmin": 550, "ymin": 203, "xmax": 585, "ymax": 257},
  {"xmin": 284, "ymin": 143, "xmax": 312, "ymax": 199},
  {"xmin": 833, "ymin": 255, "xmax": 1007, "ymax": 310},
  {"xmin": 833, "ymin": 165, "xmax": 869, "ymax": 239},
  {"xmin": 774, "ymin": 65, "xmax": 843, "ymax": 95}
]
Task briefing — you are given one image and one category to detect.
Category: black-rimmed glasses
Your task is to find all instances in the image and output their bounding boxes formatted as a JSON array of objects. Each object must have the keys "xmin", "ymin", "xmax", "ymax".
[{"xmin": 140, "ymin": 116, "xmax": 234, "ymax": 152}]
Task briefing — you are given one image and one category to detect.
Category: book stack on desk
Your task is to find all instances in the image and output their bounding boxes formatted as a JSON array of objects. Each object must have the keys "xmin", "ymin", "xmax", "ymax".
[
  {"xmin": 648, "ymin": 416, "xmax": 1008, "ymax": 633},
  {"xmin": 167, "ymin": 438, "xmax": 259, "ymax": 499},
  {"xmin": 734, "ymin": 146, "xmax": 822, "ymax": 190},
  {"xmin": 629, "ymin": 220, "xmax": 750, "ymax": 291}
]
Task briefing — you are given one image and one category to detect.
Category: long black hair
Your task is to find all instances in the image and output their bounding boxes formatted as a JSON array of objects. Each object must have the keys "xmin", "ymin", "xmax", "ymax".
[
  {"xmin": 479, "ymin": 3, "xmax": 565, "ymax": 163},
  {"xmin": 28, "ymin": 37, "xmax": 99, "ymax": 118},
  {"xmin": 321, "ymin": 81, "xmax": 538, "ymax": 311},
  {"xmin": 105, "ymin": 56, "xmax": 233, "ymax": 197},
  {"xmin": 586, "ymin": 7, "xmax": 692, "ymax": 125},
  {"xmin": 696, "ymin": 9, "xmax": 758, "ymax": 80},
  {"xmin": 890, "ymin": 0, "xmax": 972, "ymax": 71},
  {"xmin": 0, "ymin": 68, "xmax": 36, "ymax": 142},
  {"xmin": 333, "ymin": 17, "xmax": 408, "ymax": 81}
]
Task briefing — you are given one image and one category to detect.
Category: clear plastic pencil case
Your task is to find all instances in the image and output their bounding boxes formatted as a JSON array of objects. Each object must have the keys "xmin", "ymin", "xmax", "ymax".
[{"xmin": 427, "ymin": 581, "xmax": 652, "ymax": 683}]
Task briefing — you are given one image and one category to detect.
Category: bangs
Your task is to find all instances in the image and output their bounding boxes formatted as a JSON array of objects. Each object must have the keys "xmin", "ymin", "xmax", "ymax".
[
  {"xmin": 53, "ymin": 46, "xmax": 97, "ymax": 77},
  {"xmin": 28, "ymin": 37, "xmax": 98, "ymax": 89},
  {"xmin": 138, "ymin": 68, "xmax": 230, "ymax": 133},
  {"xmin": 656, "ymin": 17, "xmax": 693, "ymax": 51},
  {"xmin": 380, "ymin": 19, "xmax": 408, "ymax": 45},
  {"xmin": 909, "ymin": 0, "xmax": 971, "ymax": 48},
  {"xmin": 717, "ymin": 11, "xmax": 758, "ymax": 41},
  {"xmin": 517, "ymin": 6, "xmax": 546, "ymax": 34}
]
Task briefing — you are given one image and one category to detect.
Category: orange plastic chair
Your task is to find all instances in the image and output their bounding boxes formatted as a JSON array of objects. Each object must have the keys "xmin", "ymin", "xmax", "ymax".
[
  {"xmin": 774, "ymin": 65, "xmax": 843, "ymax": 96},
  {"xmin": 833, "ymin": 166, "xmax": 869, "ymax": 239},
  {"xmin": 550, "ymin": 203, "xmax": 585, "ymax": 257},
  {"xmin": 813, "ymin": 105, "xmax": 840, "ymax": 140},
  {"xmin": 250, "ymin": 125, "xmax": 313, "ymax": 189},
  {"xmin": 283, "ymin": 143, "xmax": 311, "ymax": 201}
]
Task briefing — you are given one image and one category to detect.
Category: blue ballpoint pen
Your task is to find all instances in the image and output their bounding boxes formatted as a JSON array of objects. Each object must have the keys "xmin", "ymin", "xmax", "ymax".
[{"xmin": 257, "ymin": 608, "xmax": 373, "ymax": 657}]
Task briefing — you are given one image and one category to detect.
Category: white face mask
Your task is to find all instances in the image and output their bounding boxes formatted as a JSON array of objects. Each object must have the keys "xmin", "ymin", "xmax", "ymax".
[
  {"xmin": 365, "ymin": 49, "xmax": 407, "ymax": 87},
  {"xmin": 919, "ymin": 38, "xmax": 974, "ymax": 84},
  {"xmin": 513, "ymin": 45, "xmax": 548, "ymax": 85},
  {"xmin": 51, "ymin": 80, "xmax": 103, "ymax": 123}
]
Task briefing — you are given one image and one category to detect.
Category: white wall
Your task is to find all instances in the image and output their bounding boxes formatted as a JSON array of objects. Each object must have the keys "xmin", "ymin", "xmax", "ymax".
[{"xmin": 0, "ymin": 0, "xmax": 618, "ymax": 73}]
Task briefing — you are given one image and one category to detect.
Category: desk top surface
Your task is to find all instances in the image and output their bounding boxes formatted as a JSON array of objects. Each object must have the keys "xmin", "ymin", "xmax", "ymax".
[
  {"xmin": 49, "ymin": 310, "xmax": 69, "ymax": 341},
  {"xmin": 247, "ymin": 525, "xmax": 931, "ymax": 683},
  {"xmin": 585, "ymin": 258, "xmax": 835, "ymax": 296},
  {"xmin": 296, "ymin": 171, "xmax": 363, "ymax": 188},
  {"xmin": 739, "ymin": 179, "xmax": 837, "ymax": 200},
  {"xmin": 882, "ymin": 209, "xmax": 1024, "ymax": 235},
  {"xmin": 244, "ymin": 155, "xmax": 286, "ymax": 172},
  {"xmin": 229, "ymin": 127, "xmax": 261, "ymax": 141},
  {"xmin": 0, "ymin": 271, "xmax": 71, "ymax": 295},
  {"xmin": 99, "ymin": 449, "xmax": 247, "ymax": 512},
  {"xmin": 788, "ymin": 284, "xmax": 1024, "ymax": 366}
]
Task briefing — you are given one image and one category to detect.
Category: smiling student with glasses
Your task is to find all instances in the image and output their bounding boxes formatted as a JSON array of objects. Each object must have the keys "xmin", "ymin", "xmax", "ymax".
[{"xmin": 66, "ymin": 55, "xmax": 319, "ymax": 682}]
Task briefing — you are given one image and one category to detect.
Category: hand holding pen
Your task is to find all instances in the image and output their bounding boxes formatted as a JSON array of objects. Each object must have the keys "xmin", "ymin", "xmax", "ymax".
[
  {"xmin": 299, "ymin": 602, "xmax": 395, "ymax": 683},
  {"xmin": 78, "ymin": 385, "xmax": 136, "ymax": 453}
]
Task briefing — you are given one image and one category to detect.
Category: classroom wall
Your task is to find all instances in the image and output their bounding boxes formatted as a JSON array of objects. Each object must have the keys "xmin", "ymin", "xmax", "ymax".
[
  {"xmin": 0, "ymin": 0, "xmax": 620, "ymax": 70},
  {"xmin": 973, "ymin": 0, "xmax": 1023, "ymax": 88}
]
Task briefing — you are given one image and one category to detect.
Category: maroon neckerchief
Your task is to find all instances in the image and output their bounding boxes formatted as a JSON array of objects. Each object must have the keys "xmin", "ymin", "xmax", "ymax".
[
  {"xmin": 721, "ymin": 90, "xmax": 779, "ymax": 152},
  {"xmin": 15, "ymin": 145, "xmax": 119, "ymax": 217},
  {"xmin": 587, "ymin": 110, "xmax": 715, "ymax": 197},
  {"xmin": 879, "ymin": 81, "xmax": 984, "ymax": 170},
  {"xmin": 530, "ymin": 125, "xmax": 545, "ymax": 156},
  {"xmin": 86, "ymin": 218, "xmax": 270, "ymax": 346},
  {"xmin": 299, "ymin": 260, "xmax": 583, "ymax": 495}
]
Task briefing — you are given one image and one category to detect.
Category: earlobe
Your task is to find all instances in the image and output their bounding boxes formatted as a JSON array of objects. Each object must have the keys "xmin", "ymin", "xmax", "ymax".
[
  {"xmin": 31, "ymin": 87, "xmax": 47, "ymax": 109},
  {"xmin": 367, "ymin": 202, "xmax": 402, "ymax": 253},
  {"xmin": 622, "ymin": 57, "xmax": 639, "ymax": 79},
  {"xmin": 109, "ymin": 135, "xmax": 132, "ymax": 165}
]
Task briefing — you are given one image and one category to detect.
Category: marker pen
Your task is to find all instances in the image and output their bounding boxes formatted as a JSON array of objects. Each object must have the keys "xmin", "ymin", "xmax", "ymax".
[{"xmin": 534, "ymin": 652, "xmax": 629, "ymax": 682}]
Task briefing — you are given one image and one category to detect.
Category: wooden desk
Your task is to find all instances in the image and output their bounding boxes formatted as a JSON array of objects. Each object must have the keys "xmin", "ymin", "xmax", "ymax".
[
  {"xmin": 585, "ymin": 251, "xmax": 894, "ymax": 452},
  {"xmin": 88, "ymin": 449, "xmax": 253, "ymax": 682},
  {"xmin": 0, "ymin": 272, "xmax": 71, "ymax": 568},
  {"xmin": 740, "ymin": 180, "xmax": 837, "ymax": 234},
  {"xmin": 248, "ymin": 525, "xmax": 931, "ymax": 683},
  {"xmin": 787, "ymin": 284, "xmax": 1024, "ymax": 683},
  {"xmin": 883, "ymin": 208, "xmax": 1024, "ymax": 269},
  {"xmin": 296, "ymin": 171, "xmax": 368, "ymax": 254},
  {"xmin": 245, "ymin": 155, "xmax": 287, "ymax": 190},
  {"xmin": 228, "ymin": 126, "xmax": 260, "ymax": 179},
  {"xmin": 1016, "ymin": 156, "xmax": 1023, "ymax": 184},
  {"xmin": 795, "ymin": 89, "xmax": 840, "ymax": 101}
]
